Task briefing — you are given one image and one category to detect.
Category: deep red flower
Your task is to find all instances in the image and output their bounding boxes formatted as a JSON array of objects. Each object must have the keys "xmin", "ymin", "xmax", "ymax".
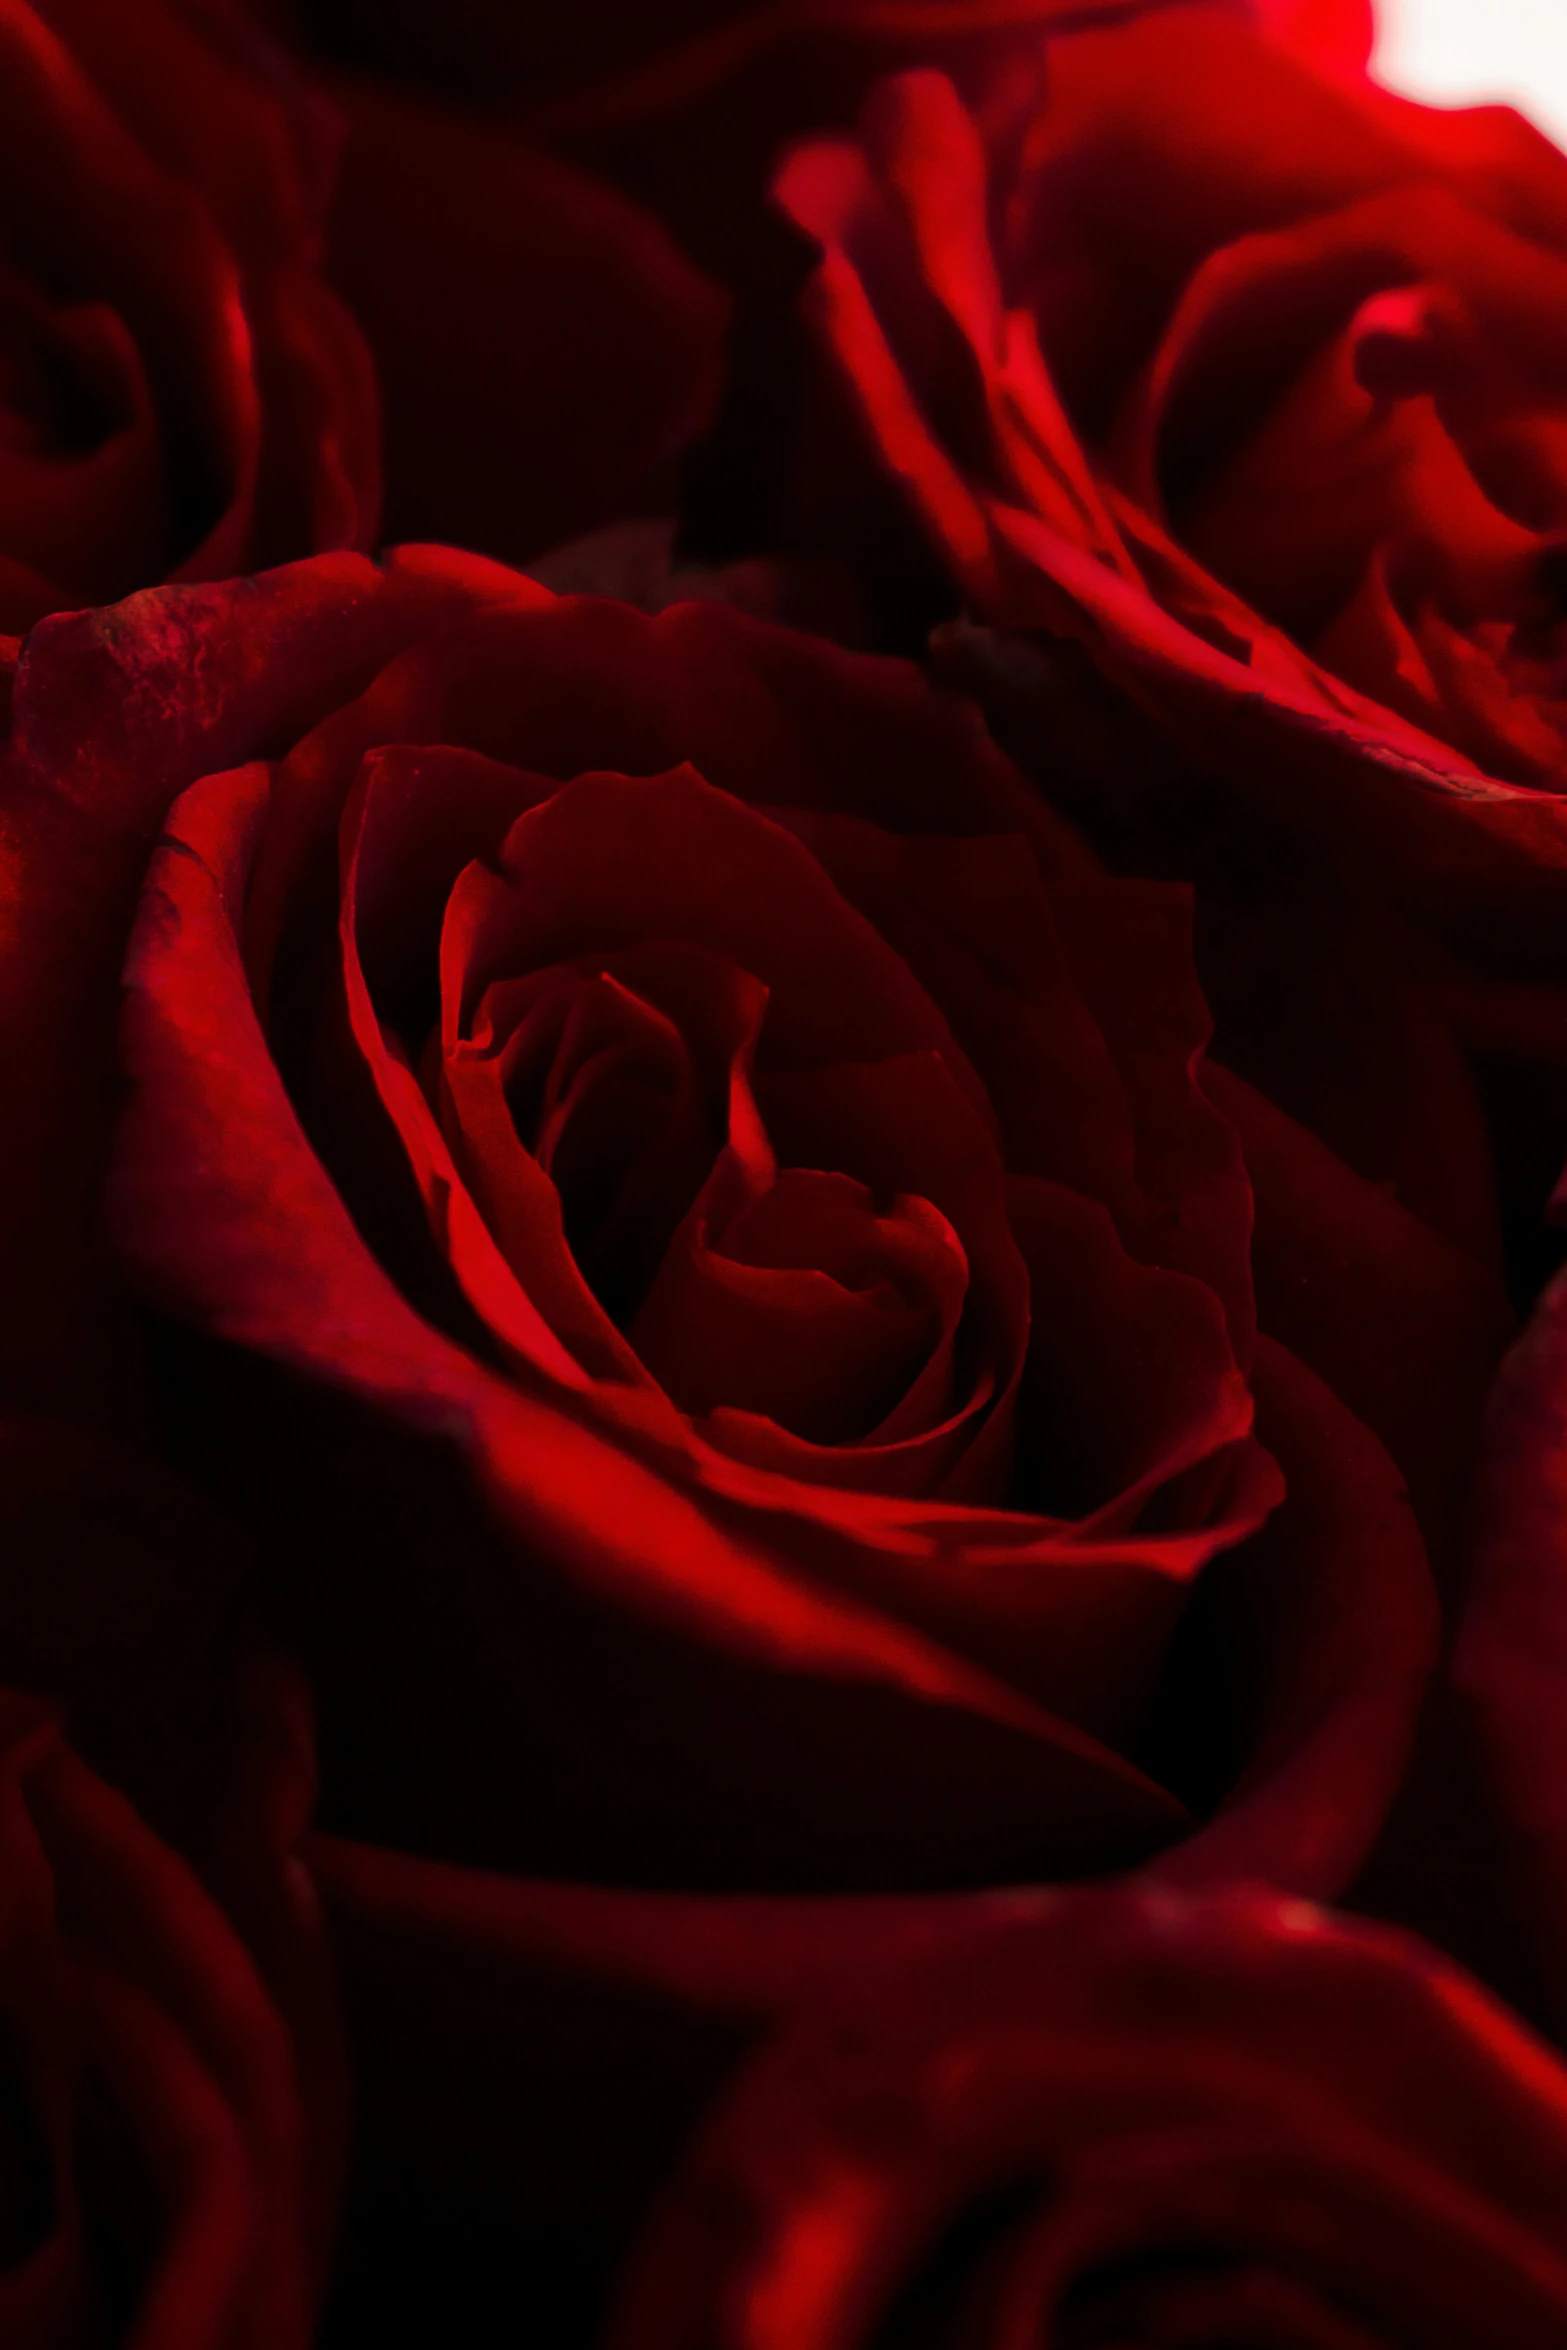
[
  {"xmin": 72, "ymin": 549, "xmax": 1496, "ymax": 1903},
  {"xmin": 774, "ymin": 0, "xmax": 1567, "ymax": 955}
]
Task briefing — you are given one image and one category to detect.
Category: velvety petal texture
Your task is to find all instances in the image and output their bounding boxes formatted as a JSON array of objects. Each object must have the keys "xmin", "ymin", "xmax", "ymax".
[
  {"xmin": 0, "ymin": 545, "xmax": 531, "ymax": 1429},
  {"xmin": 86, "ymin": 552, "xmax": 1440, "ymax": 1907},
  {"xmin": 772, "ymin": 2, "xmax": 1567, "ymax": 971},
  {"xmin": 0, "ymin": 9, "xmax": 1558, "ymax": 2350}
]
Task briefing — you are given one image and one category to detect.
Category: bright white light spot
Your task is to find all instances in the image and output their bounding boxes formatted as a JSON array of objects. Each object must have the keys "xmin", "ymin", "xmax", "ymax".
[{"xmin": 1372, "ymin": 0, "xmax": 1567, "ymax": 153}]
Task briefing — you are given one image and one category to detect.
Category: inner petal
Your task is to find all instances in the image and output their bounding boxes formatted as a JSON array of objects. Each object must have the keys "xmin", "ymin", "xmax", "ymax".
[
  {"xmin": 438, "ymin": 938, "xmax": 768, "ymax": 1330},
  {"xmin": 501, "ymin": 970, "xmax": 709, "ymax": 1323},
  {"xmin": 1171, "ymin": 283, "xmax": 1544, "ymax": 644},
  {"xmin": 419, "ymin": 764, "xmax": 1022, "ymax": 1489},
  {"xmin": 631, "ymin": 1164, "xmax": 969, "ymax": 1448}
]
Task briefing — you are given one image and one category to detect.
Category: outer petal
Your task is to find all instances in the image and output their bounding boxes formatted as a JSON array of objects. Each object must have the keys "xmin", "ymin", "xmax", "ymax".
[
  {"xmin": 304, "ymin": 1860, "xmax": 1567, "ymax": 2346},
  {"xmin": 0, "ymin": 549, "xmax": 514, "ymax": 1427},
  {"xmin": 608, "ymin": 1887, "xmax": 1567, "ymax": 2350},
  {"xmin": 1155, "ymin": 1336, "xmax": 1438, "ymax": 1899},
  {"xmin": 0, "ymin": 1695, "xmax": 331, "ymax": 2350}
]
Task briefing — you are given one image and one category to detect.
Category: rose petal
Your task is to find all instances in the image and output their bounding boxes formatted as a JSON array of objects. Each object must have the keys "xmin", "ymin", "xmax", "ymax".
[{"xmin": 111, "ymin": 753, "xmax": 1188, "ymax": 1888}]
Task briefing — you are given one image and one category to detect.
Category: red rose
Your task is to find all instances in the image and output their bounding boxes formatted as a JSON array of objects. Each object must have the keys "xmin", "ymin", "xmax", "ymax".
[
  {"xmin": 0, "ymin": 0, "xmax": 378, "ymax": 630},
  {"xmin": 80, "ymin": 547, "xmax": 1504, "ymax": 1907},
  {"xmin": 265, "ymin": 5, "xmax": 1144, "ymax": 587},
  {"xmin": 610, "ymin": 1884, "xmax": 1567, "ymax": 2348},
  {"xmin": 772, "ymin": 0, "xmax": 1567, "ymax": 961},
  {"xmin": 0, "ymin": 1687, "xmax": 335, "ymax": 2348}
]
